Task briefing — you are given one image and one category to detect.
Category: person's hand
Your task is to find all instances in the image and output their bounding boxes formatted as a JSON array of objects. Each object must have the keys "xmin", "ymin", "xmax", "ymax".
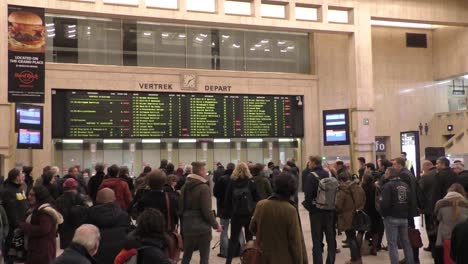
[{"xmin": 216, "ymin": 225, "xmax": 223, "ymax": 233}]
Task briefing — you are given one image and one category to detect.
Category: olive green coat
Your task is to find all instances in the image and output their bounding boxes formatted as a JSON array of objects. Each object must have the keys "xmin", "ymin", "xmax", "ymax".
[
  {"xmin": 250, "ymin": 197, "xmax": 308, "ymax": 264},
  {"xmin": 335, "ymin": 181, "xmax": 366, "ymax": 232}
]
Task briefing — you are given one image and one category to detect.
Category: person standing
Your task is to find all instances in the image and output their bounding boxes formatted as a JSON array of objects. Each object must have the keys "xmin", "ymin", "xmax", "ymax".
[
  {"xmin": 179, "ymin": 161, "xmax": 222, "ymax": 264},
  {"xmin": 19, "ymin": 186, "xmax": 64, "ymax": 264},
  {"xmin": 303, "ymin": 155, "xmax": 337, "ymax": 264},
  {"xmin": 22, "ymin": 166, "xmax": 34, "ymax": 196},
  {"xmin": 224, "ymin": 163, "xmax": 259, "ymax": 264},
  {"xmin": 453, "ymin": 163, "xmax": 468, "ymax": 193},
  {"xmin": 118, "ymin": 166, "xmax": 135, "ymax": 195},
  {"xmin": 418, "ymin": 160, "xmax": 437, "ymax": 252},
  {"xmin": 335, "ymin": 172, "xmax": 366, "ymax": 264},
  {"xmin": 251, "ymin": 163, "xmax": 272, "ymax": 200},
  {"xmin": 379, "ymin": 167, "xmax": 414, "ymax": 264},
  {"xmin": 54, "ymin": 224, "xmax": 101, "ymax": 264},
  {"xmin": 98, "ymin": 164, "xmax": 132, "ymax": 210},
  {"xmin": 58, "ymin": 166, "xmax": 88, "ymax": 196},
  {"xmin": 250, "ymin": 172, "xmax": 308, "ymax": 264},
  {"xmin": 357, "ymin": 157, "xmax": 366, "ymax": 179},
  {"xmin": 88, "ymin": 163, "xmax": 106, "ymax": 203}
]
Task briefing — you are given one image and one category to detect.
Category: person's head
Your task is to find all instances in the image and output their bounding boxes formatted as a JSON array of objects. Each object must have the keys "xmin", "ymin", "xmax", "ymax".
[
  {"xmin": 50, "ymin": 166, "xmax": 60, "ymax": 178},
  {"xmin": 448, "ymin": 183, "xmax": 466, "ymax": 197},
  {"xmin": 358, "ymin": 157, "xmax": 366, "ymax": 168},
  {"xmin": 282, "ymin": 165, "xmax": 291, "ymax": 172},
  {"xmin": 250, "ymin": 163, "xmax": 263, "ymax": 176},
  {"xmin": 143, "ymin": 166, "xmax": 152, "ymax": 174},
  {"xmin": 308, "ymin": 156, "xmax": 322, "ymax": 170},
  {"xmin": 226, "ymin": 162, "xmax": 235, "ymax": 172},
  {"xmin": 338, "ymin": 171, "xmax": 350, "ymax": 182},
  {"xmin": 231, "ymin": 162, "xmax": 252, "ymax": 180},
  {"xmin": 147, "ymin": 169, "xmax": 167, "ymax": 190},
  {"xmin": 183, "ymin": 164, "xmax": 192, "ymax": 175},
  {"xmin": 42, "ymin": 166, "xmax": 51, "ymax": 175},
  {"xmin": 365, "ymin": 163, "xmax": 376, "ymax": 174},
  {"xmin": 22, "ymin": 166, "xmax": 33, "ymax": 176},
  {"xmin": 42, "ymin": 171, "xmax": 56, "ymax": 186},
  {"xmin": 119, "ymin": 166, "xmax": 129, "ymax": 178},
  {"xmin": 274, "ymin": 172, "xmax": 297, "ymax": 199},
  {"xmin": 63, "ymin": 178, "xmax": 78, "ymax": 192},
  {"xmin": 286, "ymin": 160, "xmax": 295, "ymax": 167},
  {"xmin": 166, "ymin": 163, "xmax": 175, "ymax": 175},
  {"xmin": 335, "ymin": 160, "xmax": 344, "ymax": 171},
  {"xmin": 7, "ymin": 168, "xmax": 23, "ymax": 184},
  {"xmin": 401, "ymin": 152, "xmax": 407, "ymax": 159},
  {"xmin": 447, "ymin": 183, "xmax": 466, "ymax": 222},
  {"xmin": 392, "ymin": 157, "xmax": 406, "ymax": 172},
  {"xmin": 167, "ymin": 174, "xmax": 178, "ymax": 188},
  {"xmin": 436, "ymin": 157, "xmax": 450, "ymax": 171},
  {"xmin": 385, "ymin": 167, "xmax": 399, "ymax": 180},
  {"xmin": 95, "ymin": 163, "xmax": 105, "ymax": 174},
  {"xmin": 453, "ymin": 163, "xmax": 465, "ymax": 175},
  {"xmin": 267, "ymin": 162, "xmax": 274, "ymax": 169},
  {"xmin": 96, "ymin": 188, "xmax": 116, "ymax": 204},
  {"xmin": 29, "ymin": 186, "xmax": 50, "ymax": 207},
  {"xmin": 192, "ymin": 161, "xmax": 207, "ymax": 178},
  {"xmin": 106, "ymin": 164, "xmax": 119, "ymax": 178},
  {"xmin": 159, "ymin": 159, "xmax": 168, "ymax": 169},
  {"xmin": 68, "ymin": 166, "xmax": 79, "ymax": 178},
  {"xmin": 454, "ymin": 160, "xmax": 463, "ymax": 165},
  {"xmin": 421, "ymin": 160, "xmax": 434, "ymax": 173},
  {"xmin": 72, "ymin": 224, "xmax": 101, "ymax": 256},
  {"xmin": 216, "ymin": 162, "xmax": 223, "ymax": 168},
  {"xmin": 135, "ymin": 208, "xmax": 166, "ymax": 240}
]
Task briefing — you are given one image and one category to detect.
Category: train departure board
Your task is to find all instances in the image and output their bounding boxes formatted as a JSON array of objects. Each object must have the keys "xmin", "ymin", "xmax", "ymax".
[{"xmin": 52, "ymin": 90, "xmax": 304, "ymax": 138}]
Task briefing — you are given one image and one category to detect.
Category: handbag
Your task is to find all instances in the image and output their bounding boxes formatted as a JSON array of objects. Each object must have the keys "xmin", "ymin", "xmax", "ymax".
[
  {"xmin": 164, "ymin": 192, "xmax": 183, "ymax": 263},
  {"xmin": 181, "ymin": 183, "xmax": 211, "ymax": 236},
  {"xmin": 241, "ymin": 240, "xmax": 262, "ymax": 264},
  {"xmin": 408, "ymin": 228, "xmax": 423, "ymax": 248},
  {"xmin": 350, "ymin": 190, "xmax": 371, "ymax": 232}
]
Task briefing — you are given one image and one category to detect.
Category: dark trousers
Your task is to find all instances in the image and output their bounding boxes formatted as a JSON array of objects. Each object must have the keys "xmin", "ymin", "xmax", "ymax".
[
  {"xmin": 424, "ymin": 214, "xmax": 436, "ymax": 250},
  {"xmin": 226, "ymin": 215, "xmax": 253, "ymax": 264},
  {"xmin": 346, "ymin": 230, "xmax": 361, "ymax": 261},
  {"xmin": 433, "ymin": 246, "xmax": 443, "ymax": 264},
  {"xmin": 182, "ymin": 234, "xmax": 211, "ymax": 264},
  {"xmin": 408, "ymin": 217, "xmax": 420, "ymax": 263},
  {"xmin": 309, "ymin": 210, "xmax": 336, "ymax": 264}
]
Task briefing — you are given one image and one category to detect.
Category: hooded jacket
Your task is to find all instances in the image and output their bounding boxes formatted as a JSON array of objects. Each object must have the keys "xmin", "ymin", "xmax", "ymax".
[
  {"xmin": 335, "ymin": 181, "xmax": 366, "ymax": 232},
  {"xmin": 179, "ymin": 174, "xmax": 219, "ymax": 237},
  {"xmin": 99, "ymin": 177, "xmax": 132, "ymax": 210},
  {"xmin": 379, "ymin": 177, "xmax": 411, "ymax": 219},
  {"xmin": 56, "ymin": 191, "xmax": 87, "ymax": 249},
  {"xmin": 1, "ymin": 180, "xmax": 28, "ymax": 229},
  {"xmin": 434, "ymin": 191, "xmax": 468, "ymax": 246},
  {"xmin": 213, "ymin": 169, "xmax": 233, "ymax": 218},
  {"xmin": 136, "ymin": 189, "xmax": 178, "ymax": 231},
  {"xmin": 20, "ymin": 203, "xmax": 64, "ymax": 264},
  {"xmin": 88, "ymin": 202, "xmax": 131, "ymax": 264},
  {"xmin": 252, "ymin": 171, "xmax": 273, "ymax": 200}
]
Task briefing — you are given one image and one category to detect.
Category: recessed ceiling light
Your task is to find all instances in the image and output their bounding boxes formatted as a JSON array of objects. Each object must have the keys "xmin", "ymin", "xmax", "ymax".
[
  {"xmin": 143, "ymin": 32, "xmax": 152, "ymax": 36},
  {"xmin": 195, "ymin": 37, "xmax": 204, "ymax": 41},
  {"xmin": 200, "ymin": 33, "xmax": 208, "ymax": 38},
  {"xmin": 161, "ymin": 32, "xmax": 169, "ymax": 37},
  {"xmin": 222, "ymin": 35, "xmax": 230, "ymax": 39},
  {"xmin": 232, "ymin": 44, "xmax": 240, "ymax": 48},
  {"xmin": 250, "ymin": 48, "xmax": 255, "ymax": 51},
  {"xmin": 277, "ymin": 41, "xmax": 286, "ymax": 45},
  {"xmin": 280, "ymin": 49, "xmax": 287, "ymax": 53},
  {"xmin": 287, "ymin": 46, "xmax": 295, "ymax": 50},
  {"xmin": 264, "ymin": 48, "xmax": 270, "ymax": 52},
  {"xmin": 178, "ymin": 33, "xmax": 186, "ymax": 38},
  {"xmin": 261, "ymin": 39, "xmax": 269, "ymax": 43},
  {"xmin": 255, "ymin": 44, "xmax": 261, "ymax": 47}
]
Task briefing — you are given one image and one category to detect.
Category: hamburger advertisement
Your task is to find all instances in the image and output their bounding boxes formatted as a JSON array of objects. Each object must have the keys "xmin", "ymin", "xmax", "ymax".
[{"xmin": 8, "ymin": 5, "xmax": 45, "ymax": 103}]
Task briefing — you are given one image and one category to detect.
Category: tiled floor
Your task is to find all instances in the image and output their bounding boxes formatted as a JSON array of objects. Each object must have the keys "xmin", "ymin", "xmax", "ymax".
[{"xmin": 188, "ymin": 193, "xmax": 433, "ymax": 264}]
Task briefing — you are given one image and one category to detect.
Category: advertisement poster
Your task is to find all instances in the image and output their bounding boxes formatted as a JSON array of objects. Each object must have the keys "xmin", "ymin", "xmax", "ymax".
[{"xmin": 8, "ymin": 5, "xmax": 45, "ymax": 103}]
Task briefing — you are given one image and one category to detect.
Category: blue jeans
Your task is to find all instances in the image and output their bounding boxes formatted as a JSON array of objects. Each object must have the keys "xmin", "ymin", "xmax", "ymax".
[
  {"xmin": 309, "ymin": 210, "xmax": 336, "ymax": 264},
  {"xmin": 384, "ymin": 217, "xmax": 414, "ymax": 264},
  {"xmin": 220, "ymin": 218, "xmax": 245, "ymax": 257}
]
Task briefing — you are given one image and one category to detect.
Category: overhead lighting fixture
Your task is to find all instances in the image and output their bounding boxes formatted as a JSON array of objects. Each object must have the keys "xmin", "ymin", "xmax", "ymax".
[
  {"xmin": 67, "ymin": 25, "xmax": 76, "ymax": 28},
  {"xmin": 212, "ymin": 42, "xmax": 216, "ymax": 46},
  {"xmin": 195, "ymin": 37, "xmax": 204, "ymax": 41},
  {"xmin": 143, "ymin": 32, "xmax": 152, "ymax": 36},
  {"xmin": 199, "ymin": 33, "xmax": 208, "ymax": 38},
  {"xmin": 280, "ymin": 49, "xmax": 287, "ymax": 53},
  {"xmin": 254, "ymin": 44, "xmax": 261, "ymax": 47},
  {"xmin": 68, "ymin": 34, "xmax": 76, "ymax": 38},
  {"xmin": 261, "ymin": 39, "xmax": 269, "ymax": 44},
  {"xmin": 62, "ymin": 139, "xmax": 84, "ymax": 144},
  {"xmin": 287, "ymin": 46, "xmax": 295, "ymax": 50},
  {"xmin": 47, "ymin": 34, "xmax": 55, "ymax": 37},
  {"xmin": 232, "ymin": 43, "xmax": 240, "ymax": 48},
  {"xmin": 214, "ymin": 139, "xmax": 231, "ymax": 143},
  {"xmin": 264, "ymin": 48, "xmax": 270, "ymax": 52},
  {"xmin": 68, "ymin": 30, "xmax": 76, "ymax": 33},
  {"xmin": 250, "ymin": 48, "xmax": 255, "ymax": 51},
  {"xmin": 87, "ymin": 26, "xmax": 91, "ymax": 30},
  {"xmin": 142, "ymin": 139, "xmax": 161, "ymax": 143},
  {"xmin": 462, "ymin": 75, "xmax": 468, "ymax": 80},
  {"xmin": 278, "ymin": 138, "xmax": 294, "ymax": 142},
  {"xmin": 46, "ymin": 28, "xmax": 55, "ymax": 32},
  {"xmin": 247, "ymin": 138, "xmax": 263, "ymax": 143},
  {"xmin": 179, "ymin": 139, "xmax": 196, "ymax": 143},
  {"xmin": 103, "ymin": 139, "xmax": 123, "ymax": 143},
  {"xmin": 221, "ymin": 35, "xmax": 230, "ymax": 39},
  {"xmin": 45, "ymin": 23, "xmax": 54, "ymax": 27},
  {"xmin": 161, "ymin": 32, "xmax": 169, "ymax": 37},
  {"xmin": 370, "ymin": 20, "xmax": 441, "ymax": 29},
  {"xmin": 178, "ymin": 33, "xmax": 186, "ymax": 38},
  {"xmin": 277, "ymin": 41, "xmax": 286, "ymax": 45}
]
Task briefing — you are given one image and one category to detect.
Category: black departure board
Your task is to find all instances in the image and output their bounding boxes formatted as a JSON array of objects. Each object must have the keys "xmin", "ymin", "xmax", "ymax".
[{"xmin": 52, "ymin": 90, "xmax": 304, "ymax": 138}]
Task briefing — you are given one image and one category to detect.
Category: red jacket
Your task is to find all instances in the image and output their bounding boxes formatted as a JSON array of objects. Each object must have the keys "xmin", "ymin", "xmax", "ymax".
[{"xmin": 99, "ymin": 178, "xmax": 132, "ymax": 210}]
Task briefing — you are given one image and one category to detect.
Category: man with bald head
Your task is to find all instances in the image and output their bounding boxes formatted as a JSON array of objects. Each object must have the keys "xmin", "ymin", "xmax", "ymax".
[
  {"xmin": 87, "ymin": 188, "xmax": 131, "ymax": 264},
  {"xmin": 417, "ymin": 160, "xmax": 437, "ymax": 252},
  {"xmin": 54, "ymin": 224, "xmax": 100, "ymax": 264}
]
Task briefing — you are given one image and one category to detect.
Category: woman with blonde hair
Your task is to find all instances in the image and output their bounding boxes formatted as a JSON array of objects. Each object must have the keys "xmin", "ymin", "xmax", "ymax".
[
  {"xmin": 224, "ymin": 162, "xmax": 259, "ymax": 264},
  {"xmin": 433, "ymin": 183, "xmax": 468, "ymax": 264}
]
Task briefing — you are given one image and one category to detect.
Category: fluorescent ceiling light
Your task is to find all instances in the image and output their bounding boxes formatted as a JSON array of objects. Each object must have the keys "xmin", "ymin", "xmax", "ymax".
[
  {"xmin": 214, "ymin": 139, "xmax": 231, "ymax": 143},
  {"xmin": 247, "ymin": 138, "xmax": 263, "ymax": 143},
  {"xmin": 287, "ymin": 46, "xmax": 294, "ymax": 50},
  {"xmin": 143, "ymin": 32, "xmax": 152, "ymax": 36},
  {"xmin": 199, "ymin": 33, "xmax": 208, "ymax": 38},
  {"xmin": 250, "ymin": 48, "xmax": 255, "ymax": 51},
  {"xmin": 277, "ymin": 41, "xmax": 286, "ymax": 45},
  {"xmin": 222, "ymin": 35, "xmax": 230, "ymax": 39},
  {"xmin": 264, "ymin": 48, "xmax": 270, "ymax": 52},
  {"xmin": 103, "ymin": 139, "xmax": 123, "ymax": 143},
  {"xmin": 254, "ymin": 44, "xmax": 261, "ymax": 47},
  {"xmin": 261, "ymin": 39, "xmax": 269, "ymax": 44},
  {"xmin": 67, "ymin": 25, "xmax": 76, "ymax": 28},
  {"xmin": 195, "ymin": 37, "xmax": 204, "ymax": 41},
  {"xmin": 142, "ymin": 139, "xmax": 161, "ymax": 143},
  {"xmin": 278, "ymin": 138, "xmax": 294, "ymax": 142},
  {"xmin": 280, "ymin": 49, "xmax": 287, "ymax": 53},
  {"xmin": 232, "ymin": 44, "xmax": 240, "ymax": 48},
  {"xmin": 178, "ymin": 33, "xmax": 186, "ymax": 38},
  {"xmin": 161, "ymin": 32, "xmax": 169, "ymax": 37},
  {"xmin": 179, "ymin": 139, "xmax": 196, "ymax": 143},
  {"xmin": 370, "ymin": 20, "xmax": 442, "ymax": 29},
  {"xmin": 63, "ymin": 139, "xmax": 84, "ymax": 144},
  {"xmin": 46, "ymin": 23, "xmax": 54, "ymax": 27}
]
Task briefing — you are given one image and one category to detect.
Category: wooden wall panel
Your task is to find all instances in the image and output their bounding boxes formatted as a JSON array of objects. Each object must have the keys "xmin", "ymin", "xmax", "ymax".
[{"xmin": 433, "ymin": 26, "xmax": 468, "ymax": 80}]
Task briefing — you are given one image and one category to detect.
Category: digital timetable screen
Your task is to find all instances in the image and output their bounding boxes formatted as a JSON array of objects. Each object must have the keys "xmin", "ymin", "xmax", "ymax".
[{"xmin": 52, "ymin": 90, "xmax": 304, "ymax": 138}]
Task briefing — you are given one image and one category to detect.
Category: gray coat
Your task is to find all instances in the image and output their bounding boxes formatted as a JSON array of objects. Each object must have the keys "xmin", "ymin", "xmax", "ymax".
[{"xmin": 434, "ymin": 192, "xmax": 468, "ymax": 246}]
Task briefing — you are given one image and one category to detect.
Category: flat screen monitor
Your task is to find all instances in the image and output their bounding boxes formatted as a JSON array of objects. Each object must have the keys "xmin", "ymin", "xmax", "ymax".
[
  {"xmin": 323, "ymin": 109, "xmax": 350, "ymax": 146},
  {"xmin": 17, "ymin": 128, "xmax": 43, "ymax": 149},
  {"xmin": 15, "ymin": 104, "xmax": 42, "ymax": 132}
]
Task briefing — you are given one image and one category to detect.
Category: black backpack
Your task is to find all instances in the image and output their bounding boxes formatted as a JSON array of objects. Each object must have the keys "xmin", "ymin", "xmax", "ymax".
[{"xmin": 232, "ymin": 181, "xmax": 255, "ymax": 215}]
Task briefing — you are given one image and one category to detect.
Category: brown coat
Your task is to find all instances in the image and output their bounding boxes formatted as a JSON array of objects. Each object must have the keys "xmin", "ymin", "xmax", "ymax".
[
  {"xmin": 335, "ymin": 181, "xmax": 366, "ymax": 232},
  {"xmin": 250, "ymin": 197, "xmax": 308, "ymax": 264}
]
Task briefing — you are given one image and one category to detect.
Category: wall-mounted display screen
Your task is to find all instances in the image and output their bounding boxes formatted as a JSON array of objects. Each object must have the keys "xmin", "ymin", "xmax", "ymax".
[
  {"xmin": 52, "ymin": 90, "xmax": 304, "ymax": 138},
  {"xmin": 323, "ymin": 109, "xmax": 350, "ymax": 145},
  {"xmin": 400, "ymin": 131, "xmax": 420, "ymax": 177},
  {"xmin": 16, "ymin": 104, "xmax": 43, "ymax": 149}
]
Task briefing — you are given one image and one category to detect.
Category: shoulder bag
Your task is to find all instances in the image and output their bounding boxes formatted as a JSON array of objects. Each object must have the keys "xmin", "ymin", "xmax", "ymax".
[
  {"xmin": 164, "ymin": 192, "xmax": 183, "ymax": 263},
  {"xmin": 350, "ymin": 190, "xmax": 371, "ymax": 232}
]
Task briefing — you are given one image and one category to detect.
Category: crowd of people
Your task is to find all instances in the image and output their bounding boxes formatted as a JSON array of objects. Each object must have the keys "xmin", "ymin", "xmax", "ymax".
[{"xmin": 0, "ymin": 155, "xmax": 466, "ymax": 264}]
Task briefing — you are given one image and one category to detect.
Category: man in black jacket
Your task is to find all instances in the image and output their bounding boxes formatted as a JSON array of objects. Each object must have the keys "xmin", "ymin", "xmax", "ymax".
[
  {"xmin": 454, "ymin": 163, "xmax": 468, "ymax": 193},
  {"xmin": 379, "ymin": 167, "xmax": 414, "ymax": 264},
  {"xmin": 87, "ymin": 163, "xmax": 106, "ymax": 203},
  {"xmin": 303, "ymin": 155, "xmax": 336, "ymax": 264},
  {"xmin": 451, "ymin": 218, "xmax": 468, "ymax": 264},
  {"xmin": 431, "ymin": 157, "xmax": 458, "ymax": 208},
  {"xmin": 58, "ymin": 166, "xmax": 88, "ymax": 196},
  {"xmin": 418, "ymin": 160, "xmax": 437, "ymax": 252},
  {"xmin": 54, "ymin": 224, "xmax": 100, "ymax": 264}
]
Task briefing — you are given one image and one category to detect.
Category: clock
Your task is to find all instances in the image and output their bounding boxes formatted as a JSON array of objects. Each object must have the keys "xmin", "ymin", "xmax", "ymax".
[{"xmin": 182, "ymin": 74, "xmax": 197, "ymax": 89}]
